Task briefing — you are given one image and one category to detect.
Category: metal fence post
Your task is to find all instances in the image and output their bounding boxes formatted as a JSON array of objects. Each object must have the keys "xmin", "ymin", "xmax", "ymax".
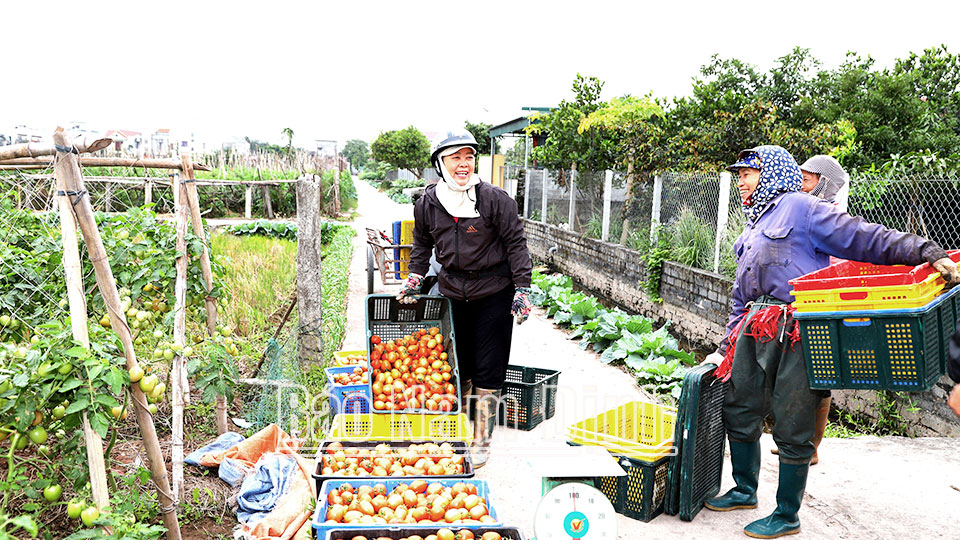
[
  {"xmin": 541, "ymin": 169, "xmax": 548, "ymax": 224},
  {"xmin": 650, "ymin": 174, "xmax": 663, "ymax": 241},
  {"xmin": 713, "ymin": 171, "xmax": 732, "ymax": 273},
  {"xmin": 602, "ymin": 170, "xmax": 613, "ymax": 242},
  {"xmin": 568, "ymin": 168, "xmax": 577, "ymax": 229},
  {"xmin": 523, "ymin": 168, "xmax": 531, "ymax": 218}
]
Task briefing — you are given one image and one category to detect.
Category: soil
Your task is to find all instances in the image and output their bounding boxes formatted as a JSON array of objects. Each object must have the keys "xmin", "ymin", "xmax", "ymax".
[{"xmin": 180, "ymin": 517, "xmax": 234, "ymax": 539}]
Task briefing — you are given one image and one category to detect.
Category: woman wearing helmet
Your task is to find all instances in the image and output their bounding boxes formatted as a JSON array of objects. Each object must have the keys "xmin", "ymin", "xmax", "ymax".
[
  {"xmin": 397, "ymin": 129, "xmax": 533, "ymax": 468},
  {"xmin": 702, "ymin": 145, "xmax": 960, "ymax": 538}
]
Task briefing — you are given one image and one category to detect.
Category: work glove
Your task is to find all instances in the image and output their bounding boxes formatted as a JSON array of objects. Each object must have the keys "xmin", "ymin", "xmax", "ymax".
[
  {"xmin": 933, "ymin": 257, "xmax": 960, "ymax": 288},
  {"xmin": 396, "ymin": 273, "xmax": 423, "ymax": 304},
  {"xmin": 702, "ymin": 351, "xmax": 724, "ymax": 366},
  {"xmin": 512, "ymin": 286, "xmax": 533, "ymax": 325}
]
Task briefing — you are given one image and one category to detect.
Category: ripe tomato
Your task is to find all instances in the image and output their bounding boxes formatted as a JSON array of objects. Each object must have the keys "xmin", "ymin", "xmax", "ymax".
[{"xmin": 371, "ymin": 335, "xmax": 382, "ymax": 345}]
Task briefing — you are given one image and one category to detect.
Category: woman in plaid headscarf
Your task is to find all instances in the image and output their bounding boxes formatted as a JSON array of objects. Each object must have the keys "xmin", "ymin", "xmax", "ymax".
[{"xmin": 703, "ymin": 145, "xmax": 960, "ymax": 538}]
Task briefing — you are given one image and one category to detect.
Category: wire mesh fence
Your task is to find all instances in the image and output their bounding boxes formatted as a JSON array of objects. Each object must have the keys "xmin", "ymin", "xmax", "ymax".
[
  {"xmin": 524, "ymin": 169, "xmax": 544, "ymax": 220},
  {"xmin": 849, "ymin": 175, "xmax": 960, "ymax": 250},
  {"xmin": 572, "ymin": 169, "xmax": 606, "ymax": 237}
]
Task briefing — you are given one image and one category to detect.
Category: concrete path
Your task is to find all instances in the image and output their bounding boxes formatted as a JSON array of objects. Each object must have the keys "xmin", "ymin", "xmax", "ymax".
[{"xmin": 338, "ymin": 179, "xmax": 957, "ymax": 539}]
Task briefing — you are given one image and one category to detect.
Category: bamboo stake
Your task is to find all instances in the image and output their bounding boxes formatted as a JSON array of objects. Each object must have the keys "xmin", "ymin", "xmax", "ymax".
[
  {"xmin": 53, "ymin": 164, "xmax": 112, "ymax": 516},
  {"xmin": 172, "ymin": 172, "xmax": 188, "ymax": 500},
  {"xmin": 53, "ymin": 128, "xmax": 182, "ymax": 540},
  {"xmin": 0, "ymin": 136, "xmax": 111, "ymax": 160},
  {"xmin": 180, "ymin": 154, "xmax": 227, "ymax": 434},
  {"xmin": 0, "ymin": 156, "xmax": 211, "ymax": 171}
]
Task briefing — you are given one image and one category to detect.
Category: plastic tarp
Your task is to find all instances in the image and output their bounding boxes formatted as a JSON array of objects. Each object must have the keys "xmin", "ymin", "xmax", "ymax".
[
  {"xmin": 187, "ymin": 425, "xmax": 316, "ymax": 540},
  {"xmin": 185, "ymin": 432, "xmax": 248, "ymax": 486}
]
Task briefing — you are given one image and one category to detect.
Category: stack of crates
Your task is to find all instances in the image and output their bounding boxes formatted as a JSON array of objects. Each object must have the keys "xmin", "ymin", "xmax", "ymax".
[
  {"xmin": 790, "ymin": 251, "xmax": 960, "ymax": 391},
  {"xmin": 392, "ymin": 219, "xmax": 415, "ymax": 280},
  {"xmin": 566, "ymin": 401, "xmax": 677, "ymax": 522}
]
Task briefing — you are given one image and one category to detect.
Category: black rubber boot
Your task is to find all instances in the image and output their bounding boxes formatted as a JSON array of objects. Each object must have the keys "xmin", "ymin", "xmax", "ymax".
[
  {"xmin": 744, "ymin": 462, "xmax": 809, "ymax": 538},
  {"xmin": 704, "ymin": 440, "xmax": 760, "ymax": 511}
]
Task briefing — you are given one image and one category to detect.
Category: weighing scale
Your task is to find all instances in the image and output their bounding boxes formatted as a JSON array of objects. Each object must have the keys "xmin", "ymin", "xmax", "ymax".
[{"xmin": 530, "ymin": 445, "xmax": 624, "ymax": 539}]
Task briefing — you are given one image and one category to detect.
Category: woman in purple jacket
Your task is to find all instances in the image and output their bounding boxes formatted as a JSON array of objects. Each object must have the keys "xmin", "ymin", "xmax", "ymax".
[
  {"xmin": 397, "ymin": 129, "xmax": 533, "ymax": 468},
  {"xmin": 703, "ymin": 145, "xmax": 960, "ymax": 538}
]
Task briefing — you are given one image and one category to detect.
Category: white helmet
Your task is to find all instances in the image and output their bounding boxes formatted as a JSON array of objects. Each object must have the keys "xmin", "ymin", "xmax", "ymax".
[{"xmin": 430, "ymin": 130, "xmax": 479, "ymax": 177}]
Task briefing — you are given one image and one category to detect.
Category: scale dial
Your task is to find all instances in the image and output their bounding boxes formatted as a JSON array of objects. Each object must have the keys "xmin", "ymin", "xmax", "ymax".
[{"xmin": 534, "ymin": 482, "xmax": 617, "ymax": 540}]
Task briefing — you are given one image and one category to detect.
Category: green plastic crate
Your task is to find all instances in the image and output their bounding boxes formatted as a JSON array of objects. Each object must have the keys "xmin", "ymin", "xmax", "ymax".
[
  {"xmin": 498, "ymin": 365, "xmax": 560, "ymax": 430},
  {"xmin": 795, "ymin": 286, "xmax": 959, "ymax": 391},
  {"xmin": 594, "ymin": 454, "xmax": 670, "ymax": 523}
]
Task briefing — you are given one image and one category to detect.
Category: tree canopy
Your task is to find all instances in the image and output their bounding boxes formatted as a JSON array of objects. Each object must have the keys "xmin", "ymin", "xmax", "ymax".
[
  {"xmin": 370, "ymin": 126, "xmax": 431, "ymax": 179},
  {"xmin": 464, "ymin": 121, "xmax": 500, "ymax": 155},
  {"xmin": 342, "ymin": 139, "xmax": 370, "ymax": 171}
]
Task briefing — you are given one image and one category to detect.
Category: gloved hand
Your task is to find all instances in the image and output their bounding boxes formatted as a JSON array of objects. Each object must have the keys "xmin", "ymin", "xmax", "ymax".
[
  {"xmin": 396, "ymin": 273, "xmax": 423, "ymax": 304},
  {"xmin": 950, "ymin": 384, "xmax": 960, "ymax": 419},
  {"xmin": 702, "ymin": 351, "xmax": 724, "ymax": 366},
  {"xmin": 933, "ymin": 257, "xmax": 960, "ymax": 287},
  {"xmin": 511, "ymin": 286, "xmax": 533, "ymax": 325}
]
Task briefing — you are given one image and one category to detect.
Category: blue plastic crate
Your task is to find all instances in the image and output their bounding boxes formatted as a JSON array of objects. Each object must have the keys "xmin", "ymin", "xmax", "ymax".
[
  {"xmin": 312, "ymin": 478, "xmax": 500, "ymax": 540},
  {"xmin": 324, "ymin": 366, "xmax": 371, "ymax": 414}
]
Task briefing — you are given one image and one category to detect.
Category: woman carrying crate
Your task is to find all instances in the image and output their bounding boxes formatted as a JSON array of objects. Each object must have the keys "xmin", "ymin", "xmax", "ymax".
[
  {"xmin": 397, "ymin": 129, "xmax": 533, "ymax": 468},
  {"xmin": 702, "ymin": 145, "xmax": 960, "ymax": 538}
]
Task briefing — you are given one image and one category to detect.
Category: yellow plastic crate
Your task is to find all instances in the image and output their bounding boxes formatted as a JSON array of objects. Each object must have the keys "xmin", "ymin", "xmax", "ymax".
[
  {"xmin": 329, "ymin": 413, "xmax": 473, "ymax": 443},
  {"xmin": 399, "ymin": 220, "xmax": 414, "ymax": 279},
  {"xmin": 791, "ymin": 273, "xmax": 945, "ymax": 313},
  {"xmin": 567, "ymin": 401, "xmax": 676, "ymax": 463},
  {"xmin": 333, "ymin": 350, "xmax": 367, "ymax": 367}
]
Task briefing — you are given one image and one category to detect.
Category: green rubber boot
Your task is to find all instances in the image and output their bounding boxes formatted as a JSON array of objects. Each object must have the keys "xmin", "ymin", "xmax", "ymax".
[
  {"xmin": 744, "ymin": 462, "xmax": 809, "ymax": 538},
  {"xmin": 704, "ymin": 440, "xmax": 760, "ymax": 511}
]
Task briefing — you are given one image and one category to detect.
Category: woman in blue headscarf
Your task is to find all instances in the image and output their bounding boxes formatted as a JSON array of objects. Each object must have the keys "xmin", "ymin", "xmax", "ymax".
[{"xmin": 703, "ymin": 145, "xmax": 960, "ymax": 538}]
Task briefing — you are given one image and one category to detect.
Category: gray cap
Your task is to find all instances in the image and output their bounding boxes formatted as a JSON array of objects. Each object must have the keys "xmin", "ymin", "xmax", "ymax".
[{"xmin": 800, "ymin": 155, "xmax": 847, "ymax": 203}]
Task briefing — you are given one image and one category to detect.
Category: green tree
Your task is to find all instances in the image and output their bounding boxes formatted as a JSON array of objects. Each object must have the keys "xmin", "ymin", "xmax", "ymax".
[
  {"xmin": 525, "ymin": 74, "xmax": 619, "ymax": 178},
  {"xmin": 504, "ymin": 137, "xmax": 530, "ymax": 166},
  {"xmin": 370, "ymin": 126, "xmax": 431, "ymax": 179},
  {"xmin": 580, "ymin": 95, "xmax": 665, "ymax": 244},
  {"xmin": 342, "ymin": 139, "xmax": 370, "ymax": 172},
  {"xmin": 465, "ymin": 121, "xmax": 500, "ymax": 155},
  {"xmin": 281, "ymin": 127, "xmax": 295, "ymax": 155}
]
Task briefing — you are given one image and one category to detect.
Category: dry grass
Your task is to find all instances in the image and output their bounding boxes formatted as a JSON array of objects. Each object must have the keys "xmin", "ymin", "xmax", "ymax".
[{"xmin": 211, "ymin": 232, "xmax": 298, "ymax": 339}]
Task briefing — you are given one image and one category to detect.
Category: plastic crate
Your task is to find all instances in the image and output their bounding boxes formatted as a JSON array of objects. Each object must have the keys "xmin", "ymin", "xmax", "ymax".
[
  {"xmin": 328, "ymin": 413, "xmax": 473, "ymax": 443},
  {"xmin": 567, "ymin": 401, "xmax": 676, "ymax": 463},
  {"xmin": 324, "ymin": 366, "xmax": 371, "ymax": 415},
  {"xmin": 312, "ymin": 478, "xmax": 500, "ymax": 540},
  {"xmin": 594, "ymin": 454, "xmax": 671, "ymax": 523},
  {"xmin": 334, "ymin": 350, "xmax": 368, "ymax": 367},
  {"xmin": 324, "ymin": 527, "xmax": 525, "ymax": 540},
  {"xmin": 795, "ymin": 285, "xmax": 960, "ymax": 391},
  {"xmin": 790, "ymin": 250, "xmax": 960, "ymax": 292},
  {"xmin": 311, "ymin": 440, "xmax": 474, "ymax": 495},
  {"xmin": 498, "ymin": 366, "xmax": 560, "ymax": 431},
  {"xmin": 366, "ymin": 295, "xmax": 462, "ymax": 415},
  {"xmin": 664, "ymin": 364, "xmax": 727, "ymax": 522},
  {"xmin": 791, "ymin": 273, "xmax": 945, "ymax": 313}
]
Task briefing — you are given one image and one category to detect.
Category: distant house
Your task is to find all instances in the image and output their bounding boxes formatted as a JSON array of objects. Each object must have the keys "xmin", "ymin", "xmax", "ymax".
[
  {"xmin": 104, "ymin": 129, "xmax": 143, "ymax": 155},
  {"xmin": 222, "ymin": 136, "xmax": 251, "ymax": 156},
  {"xmin": 151, "ymin": 128, "xmax": 171, "ymax": 157}
]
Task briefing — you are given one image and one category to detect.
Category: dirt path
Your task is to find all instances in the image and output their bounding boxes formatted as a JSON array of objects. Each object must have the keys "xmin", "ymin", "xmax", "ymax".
[{"xmin": 338, "ymin": 180, "xmax": 956, "ymax": 539}]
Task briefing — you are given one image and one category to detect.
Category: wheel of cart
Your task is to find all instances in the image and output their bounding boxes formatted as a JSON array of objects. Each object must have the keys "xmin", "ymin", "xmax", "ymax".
[{"xmin": 365, "ymin": 227, "xmax": 412, "ymax": 294}]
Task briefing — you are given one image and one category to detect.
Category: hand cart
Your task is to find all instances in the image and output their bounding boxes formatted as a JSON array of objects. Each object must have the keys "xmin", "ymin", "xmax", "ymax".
[{"xmin": 365, "ymin": 227, "xmax": 412, "ymax": 294}]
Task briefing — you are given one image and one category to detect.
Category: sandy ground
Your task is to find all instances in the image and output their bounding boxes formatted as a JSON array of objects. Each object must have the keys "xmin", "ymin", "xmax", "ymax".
[{"xmin": 337, "ymin": 178, "xmax": 957, "ymax": 539}]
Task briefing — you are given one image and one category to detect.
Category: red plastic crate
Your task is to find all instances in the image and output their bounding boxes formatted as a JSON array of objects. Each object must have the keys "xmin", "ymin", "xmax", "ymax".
[{"xmin": 789, "ymin": 250, "xmax": 960, "ymax": 292}]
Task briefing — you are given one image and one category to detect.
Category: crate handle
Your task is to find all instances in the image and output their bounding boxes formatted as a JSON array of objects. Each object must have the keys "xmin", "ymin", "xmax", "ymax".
[
  {"xmin": 842, "ymin": 318, "xmax": 871, "ymax": 327},
  {"xmin": 838, "ymin": 291, "xmax": 869, "ymax": 301}
]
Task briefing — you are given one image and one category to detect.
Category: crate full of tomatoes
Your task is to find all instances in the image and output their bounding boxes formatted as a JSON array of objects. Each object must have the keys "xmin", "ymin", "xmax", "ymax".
[
  {"xmin": 366, "ymin": 295, "xmax": 460, "ymax": 414},
  {"xmin": 312, "ymin": 441, "xmax": 475, "ymax": 494},
  {"xmin": 325, "ymin": 527, "xmax": 525, "ymax": 540},
  {"xmin": 312, "ymin": 479, "xmax": 500, "ymax": 539},
  {"xmin": 325, "ymin": 364, "xmax": 372, "ymax": 414}
]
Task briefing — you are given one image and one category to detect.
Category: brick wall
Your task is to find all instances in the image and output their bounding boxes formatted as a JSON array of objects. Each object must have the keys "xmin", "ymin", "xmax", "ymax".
[{"xmin": 524, "ymin": 219, "xmax": 733, "ymax": 350}]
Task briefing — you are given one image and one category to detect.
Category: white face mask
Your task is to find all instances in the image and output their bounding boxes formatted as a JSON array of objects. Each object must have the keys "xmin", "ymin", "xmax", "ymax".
[{"xmin": 434, "ymin": 145, "xmax": 481, "ymax": 218}]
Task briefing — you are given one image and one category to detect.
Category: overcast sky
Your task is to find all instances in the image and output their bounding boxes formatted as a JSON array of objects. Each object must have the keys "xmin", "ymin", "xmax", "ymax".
[{"xmin": 4, "ymin": 0, "xmax": 960, "ymax": 149}]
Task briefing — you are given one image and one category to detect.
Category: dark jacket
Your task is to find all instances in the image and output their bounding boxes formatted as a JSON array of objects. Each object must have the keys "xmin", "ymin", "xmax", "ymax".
[
  {"xmin": 950, "ymin": 317, "xmax": 960, "ymax": 384},
  {"xmin": 410, "ymin": 182, "xmax": 532, "ymax": 301}
]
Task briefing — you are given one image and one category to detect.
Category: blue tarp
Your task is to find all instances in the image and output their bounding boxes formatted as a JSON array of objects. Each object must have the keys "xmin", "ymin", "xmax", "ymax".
[
  {"xmin": 236, "ymin": 453, "xmax": 299, "ymax": 524},
  {"xmin": 184, "ymin": 432, "xmax": 249, "ymax": 486}
]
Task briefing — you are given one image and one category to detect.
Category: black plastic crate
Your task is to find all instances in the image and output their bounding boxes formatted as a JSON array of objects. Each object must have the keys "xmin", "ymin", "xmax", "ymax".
[
  {"xmin": 365, "ymin": 295, "xmax": 462, "ymax": 414},
  {"xmin": 677, "ymin": 365, "xmax": 727, "ymax": 521},
  {"xmin": 594, "ymin": 454, "xmax": 670, "ymax": 523},
  {"xmin": 311, "ymin": 440, "xmax": 474, "ymax": 495},
  {"xmin": 498, "ymin": 366, "xmax": 560, "ymax": 431},
  {"xmin": 323, "ymin": 527, "xmax": 526, "ymax": 540}
]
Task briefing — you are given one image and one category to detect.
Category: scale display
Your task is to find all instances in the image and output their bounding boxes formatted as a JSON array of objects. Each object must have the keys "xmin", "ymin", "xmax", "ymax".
[{"xmin": 534, "ymin": 482, "xmax": 617, "ymax": 540}]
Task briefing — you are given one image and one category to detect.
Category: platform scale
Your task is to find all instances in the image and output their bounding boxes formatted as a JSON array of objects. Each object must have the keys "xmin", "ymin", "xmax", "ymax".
[{"xmin": 530, "ymin": 445, "xmax": 624, "ymax": 540}]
